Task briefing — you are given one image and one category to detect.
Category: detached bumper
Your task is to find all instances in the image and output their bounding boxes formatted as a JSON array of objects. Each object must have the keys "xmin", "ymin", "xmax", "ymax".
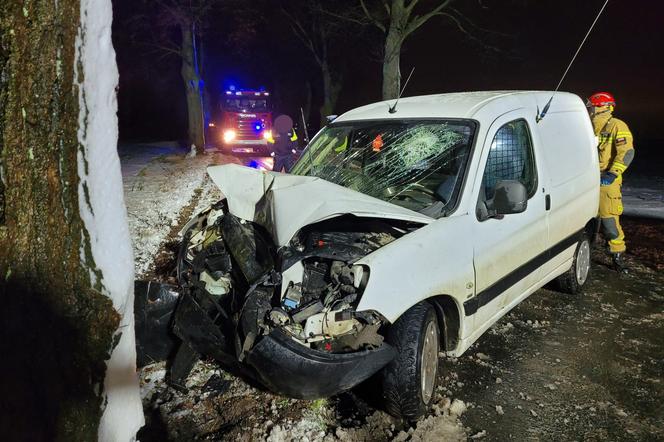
[
  {"xmin": 134, "ymin": 281, "xmax": 180, "ymax": 367},
  {"xmin": 246, "ymin": 330, "xmax": 396, "ymax": 399}
]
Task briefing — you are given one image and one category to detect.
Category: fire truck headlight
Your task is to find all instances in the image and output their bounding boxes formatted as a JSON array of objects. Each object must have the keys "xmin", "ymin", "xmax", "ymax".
[
  {"xmin": 223, "ymin": 129, "xmax": 236, "ymax": 143},
  {"xmin": 263, "ymin": 130, "xmax": 272, "ymax": 140}
]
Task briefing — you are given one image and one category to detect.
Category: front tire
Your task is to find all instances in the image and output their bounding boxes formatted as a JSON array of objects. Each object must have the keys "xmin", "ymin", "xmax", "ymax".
[
  {"xmin": 381, "ymin": 302, "xmax": 440, "ymax": 421},
  {"xmin": 555, "ymin": 232, "xmax": 591, "ymax": 294}
]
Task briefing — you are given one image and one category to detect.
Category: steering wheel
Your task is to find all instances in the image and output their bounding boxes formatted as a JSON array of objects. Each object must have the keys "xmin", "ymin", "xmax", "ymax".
[
  {"xmin": 404, "ymin": 182, "xmax": 435, "ymax": 196},
  {"xmin": 388, "ymin": 183, "xmax": 436, "ymax": 204}
]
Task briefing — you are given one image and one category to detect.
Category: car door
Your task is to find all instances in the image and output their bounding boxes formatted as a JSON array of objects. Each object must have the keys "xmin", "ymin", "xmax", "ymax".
[{"xmin": 466, "ymin": 113, "xmax": 548, "ymax": 330}]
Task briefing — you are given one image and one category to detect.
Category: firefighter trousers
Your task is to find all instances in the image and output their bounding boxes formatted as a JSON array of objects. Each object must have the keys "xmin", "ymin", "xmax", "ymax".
[
  {"xmin": 273, "ymin": 154, "xmax": 294, "ymax": 173},
  {"xmin": 598, "ymin": 174, "xmax": 626, "ymax": 254}
]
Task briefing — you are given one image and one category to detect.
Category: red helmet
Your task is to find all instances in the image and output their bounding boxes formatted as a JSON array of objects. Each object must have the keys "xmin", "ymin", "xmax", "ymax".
[{"xmin": 587, "ymin": 91, "xmax": 616, "ymax": 108}]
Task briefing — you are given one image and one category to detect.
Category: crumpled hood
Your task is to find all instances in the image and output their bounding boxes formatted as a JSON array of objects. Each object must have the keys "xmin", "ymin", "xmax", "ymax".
[{"xmin": 207, "ymin": 164, "xmax": 433, "ymax": 246}]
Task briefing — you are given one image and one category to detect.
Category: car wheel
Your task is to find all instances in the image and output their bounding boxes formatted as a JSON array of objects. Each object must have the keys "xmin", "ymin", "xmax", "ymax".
[
  {"xmin": 381, "ymin": 301, "xmax": 440, "ymax": 421},
  {"xmin": 555, "ymin": 232, "xmax": 591, "ymax": 294}
]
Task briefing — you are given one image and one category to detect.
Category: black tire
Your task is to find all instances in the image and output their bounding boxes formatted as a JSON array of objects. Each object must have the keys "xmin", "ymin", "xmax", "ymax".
[
  {"xmin": 555, "ymin": 232, "xmax": 591, "ymax": 294},
  {"xmin": 381, "ymin": 302, "xmax": 440, "ymax": 421}
]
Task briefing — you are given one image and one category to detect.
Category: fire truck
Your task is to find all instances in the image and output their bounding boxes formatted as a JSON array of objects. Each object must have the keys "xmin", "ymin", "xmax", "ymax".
[{"xmin": 210, "ymin": 88, "xmax": 273, "ymax": 155}]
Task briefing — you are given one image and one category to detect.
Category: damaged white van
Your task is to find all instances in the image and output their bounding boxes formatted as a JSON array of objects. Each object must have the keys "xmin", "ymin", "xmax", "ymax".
[{"xmin": 169, "ymin": 91, "xmax": 599, "ymax": 420}]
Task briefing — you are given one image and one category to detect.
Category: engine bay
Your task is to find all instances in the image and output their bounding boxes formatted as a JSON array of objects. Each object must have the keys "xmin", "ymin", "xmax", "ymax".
[{"xmin": 176, "ymin": 202, "xmax": 412, "ymax": 355}]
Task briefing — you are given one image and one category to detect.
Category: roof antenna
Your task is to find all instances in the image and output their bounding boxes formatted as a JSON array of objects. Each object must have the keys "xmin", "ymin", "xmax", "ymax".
[
  {"xmin": 388, "ymin": 67, "xmax": 415, "ymax": 114},
  {"xmin": 537, "ymin": 0, "xmax": 610, "ymax": 123}
]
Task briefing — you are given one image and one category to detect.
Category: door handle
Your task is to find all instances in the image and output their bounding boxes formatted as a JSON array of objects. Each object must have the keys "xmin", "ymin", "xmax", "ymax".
[{"xmin": 545, "ymin": 194, "xmax": 551, "ymax": 211}]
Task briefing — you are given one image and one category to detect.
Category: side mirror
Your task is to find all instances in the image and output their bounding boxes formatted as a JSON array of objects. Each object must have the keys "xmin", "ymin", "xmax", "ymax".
[{"xmin": 487, "ymin": 180, "xmax": 527, "ymax": 216}]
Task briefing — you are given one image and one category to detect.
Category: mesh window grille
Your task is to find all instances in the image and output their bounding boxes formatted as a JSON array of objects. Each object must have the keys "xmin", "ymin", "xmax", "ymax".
[{"xmin": 484, "ymin": 120, "xmax": 535, "ymax": 199}]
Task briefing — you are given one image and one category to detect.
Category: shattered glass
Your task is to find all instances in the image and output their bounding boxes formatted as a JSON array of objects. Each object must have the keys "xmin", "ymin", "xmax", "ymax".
[{"xmin": 290, "ymin": 120, "xmax": 476, "ymax": 214}]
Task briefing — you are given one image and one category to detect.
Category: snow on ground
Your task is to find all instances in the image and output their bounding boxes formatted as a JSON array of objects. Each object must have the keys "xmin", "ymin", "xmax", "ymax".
[
  {"xmin": 121, "ymin": 145, "xmax": 219, "ymax": 277},
  {"xmin": 622, "ymin": 175, "xmax": 664, "ymax": 219},
  {"xmin": 139, "ymin": 359, "xmax": 469, "ymax": 441},
  {"xmin": 192, "ymin": 173, "xmax": 224, "ymax": 218}
]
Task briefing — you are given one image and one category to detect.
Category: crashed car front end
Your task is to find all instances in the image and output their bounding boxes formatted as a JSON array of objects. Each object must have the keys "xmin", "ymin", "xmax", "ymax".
[
  {"xmin": 167, "ymin": 118, "xmax": 475, "ymax": 398},
  {"xmin": 173, "ymin": 201, "xmax": 418, "ymax": 398}
]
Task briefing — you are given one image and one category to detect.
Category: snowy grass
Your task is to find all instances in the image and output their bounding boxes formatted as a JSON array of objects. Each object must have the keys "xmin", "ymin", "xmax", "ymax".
[{"xmin": 122, "ymin": 149, "xmax": 216, "ymax": 277}]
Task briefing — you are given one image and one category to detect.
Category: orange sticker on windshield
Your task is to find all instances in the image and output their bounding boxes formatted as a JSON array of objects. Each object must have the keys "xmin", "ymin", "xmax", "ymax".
[{"xmin": 372, "ymin": 134, "xmax": 384, "ymax": 151}]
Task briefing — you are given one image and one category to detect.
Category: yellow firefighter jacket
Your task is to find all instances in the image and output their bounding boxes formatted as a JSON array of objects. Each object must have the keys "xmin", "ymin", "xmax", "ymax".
[{"xmin": 592, "ymin": 112, "xmax": 635, "ymax": 175}]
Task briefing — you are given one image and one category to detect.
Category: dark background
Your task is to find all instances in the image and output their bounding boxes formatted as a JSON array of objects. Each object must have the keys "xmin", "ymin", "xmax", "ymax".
[{"xmin": 112, "ymin": 0, "xmax": 664, "ymax": 173}]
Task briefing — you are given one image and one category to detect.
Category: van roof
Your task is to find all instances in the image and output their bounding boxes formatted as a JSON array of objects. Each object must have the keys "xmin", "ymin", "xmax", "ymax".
[{"xmin": 334, "ymin": 91, "xmax": 585, "ymax": 123}]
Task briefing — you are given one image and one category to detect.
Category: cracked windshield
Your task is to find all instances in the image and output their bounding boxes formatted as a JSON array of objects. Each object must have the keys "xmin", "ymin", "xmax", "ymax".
[{"xmin": 291, "ymin": 120, "xmax": 476, "ymax": 214}]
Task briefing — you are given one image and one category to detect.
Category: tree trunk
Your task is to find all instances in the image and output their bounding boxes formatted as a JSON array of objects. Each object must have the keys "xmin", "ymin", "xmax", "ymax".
[
  {"xmin": 381, "ymin": 0, "xmax": 409, "ymax": 100},
  {"xmin": 382, "ymin": 25, "xmax": 403, "ymax": 100},
  {"xmin": 180, "ymin": 23, "xmax": 206, "ymax": 155},
  {"xmin": 382, "ymin": 36, "xmax": 402, "ymax": 100},
  {"xmin": 303, "ymin": 80, "xmax": 312, "ymax": 128},
  {"xmin": 0, "ymin": 0, "xmax": 142, "ymax": 440},
  {"xmin": 320, "ymin": 60, "xmax": 342, "ymax": 125}
]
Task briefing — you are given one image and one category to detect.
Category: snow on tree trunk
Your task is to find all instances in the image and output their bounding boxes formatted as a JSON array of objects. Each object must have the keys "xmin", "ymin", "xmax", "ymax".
[
  {"xmin": 181, "ymin": 23, "xmax": 206, "ymax": 156},
  {"xmin": 0, "ymin": 0, "xmax": 143, "ymax": 440},
  {"xmin": 76, "ymin": 0, "xmax": 144, "ymax": 439}
]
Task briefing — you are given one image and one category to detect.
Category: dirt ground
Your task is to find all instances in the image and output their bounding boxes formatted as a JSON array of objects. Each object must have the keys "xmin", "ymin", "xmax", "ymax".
[{"xmin": 622, "ymin": 217, "xmax": 664, "ymax": 270}]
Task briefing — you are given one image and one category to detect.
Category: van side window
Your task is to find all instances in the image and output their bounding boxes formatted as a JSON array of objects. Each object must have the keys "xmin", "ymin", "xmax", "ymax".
[{"xmin": 481, "ymin": 119, "xmax": 537, "ymax": 200}]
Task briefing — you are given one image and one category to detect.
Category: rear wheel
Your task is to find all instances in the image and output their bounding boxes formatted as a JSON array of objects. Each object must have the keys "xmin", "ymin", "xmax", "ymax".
[
  {"xmin": 381, "ymin": 302, "xmax": 440, "ymax": 420},
  {"xmin": 555, "ymin": 232, "xmax": 591, "ymax": 294}
]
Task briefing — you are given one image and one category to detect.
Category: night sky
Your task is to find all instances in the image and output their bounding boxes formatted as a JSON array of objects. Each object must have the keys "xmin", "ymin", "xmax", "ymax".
[{"xmin": 112, "ymin": 0, "xmax": 664, "ymax": 171}]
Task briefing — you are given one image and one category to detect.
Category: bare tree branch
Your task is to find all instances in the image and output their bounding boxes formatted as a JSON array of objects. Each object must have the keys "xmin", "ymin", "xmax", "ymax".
[
  {"xmin": 382, "ymin": 0, "xmax": 391, "ymax": 16},
  {"xmin": 440, "ymin": 11, "xmax": 502, "ymax": 52},
  {"xmin": 405, "ymin": 0, "xmax": 456, "ymax": 37},
  {"xmin": 281, "ymin": 6, "xmax": 323, "ymax": 66},
  {"xmin": 318, "ymin": 7, "xmax": 368, "ymax": 26},
  {"xmin": 448, "ymin": 6, "xmax": 511, "ymax": 38},
  {"xmin": 145, "ymin": 42, "xmax": 183, "ymax": 57},
  {"xmin": 360, "ymin": 0, "xmax": 386, "ymax": 32},
  {"xmin": 405, "ymin": 0, "xmax": 420, "ymax": 16}
]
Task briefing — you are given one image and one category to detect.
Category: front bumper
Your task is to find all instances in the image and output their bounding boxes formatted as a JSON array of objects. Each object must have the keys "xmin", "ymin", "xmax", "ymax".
[
  {"xmin": 246, "ymin": 330, "xmax": 396, "ymax": 399},
  {"xmin": 224, "ymin": 140, "xmax": 270, "ymax": 155}
]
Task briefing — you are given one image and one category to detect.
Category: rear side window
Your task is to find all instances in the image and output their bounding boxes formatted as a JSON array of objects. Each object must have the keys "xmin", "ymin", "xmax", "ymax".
[{"xmin": 482, "ymin": 119, "xmax": 537, "ymax": 200}]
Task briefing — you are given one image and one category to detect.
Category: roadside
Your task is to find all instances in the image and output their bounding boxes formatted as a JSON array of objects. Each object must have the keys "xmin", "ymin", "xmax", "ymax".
[
  {"xmin": 123, "ymin": 145, "xmax": 470, "ymax": 441},
  {"xmin": 135, "ymin": 215, "xmax": 663, "ymax": 442},
  {"xmin": 122, "ymin": 146, "xmax": 663, "ymax": 441},
  {"xmin": 122, "ymin": 143, "xmax": 231, "ymax": 278}
]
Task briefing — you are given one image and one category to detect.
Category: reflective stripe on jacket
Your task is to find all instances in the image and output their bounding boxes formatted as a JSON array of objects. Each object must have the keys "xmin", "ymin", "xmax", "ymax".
[{"xmin": 592, "ymin": 113, "xmax": 635, "ymax": 175}]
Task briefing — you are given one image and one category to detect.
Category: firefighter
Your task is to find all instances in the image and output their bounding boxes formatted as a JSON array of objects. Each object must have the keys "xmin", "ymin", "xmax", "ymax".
[
  {"xmin": 269, "ymin": 114, "xmax": 298, "ymax": 172},
  {"xmin": 587, "ymin": 92, "xmax": 635, "ymax": 272}
]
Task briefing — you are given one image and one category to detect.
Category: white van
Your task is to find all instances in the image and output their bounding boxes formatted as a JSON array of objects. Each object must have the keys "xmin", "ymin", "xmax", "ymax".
[{"xmin": 171, "ymin": 91, "xmax": 599, "ymax": 420}]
